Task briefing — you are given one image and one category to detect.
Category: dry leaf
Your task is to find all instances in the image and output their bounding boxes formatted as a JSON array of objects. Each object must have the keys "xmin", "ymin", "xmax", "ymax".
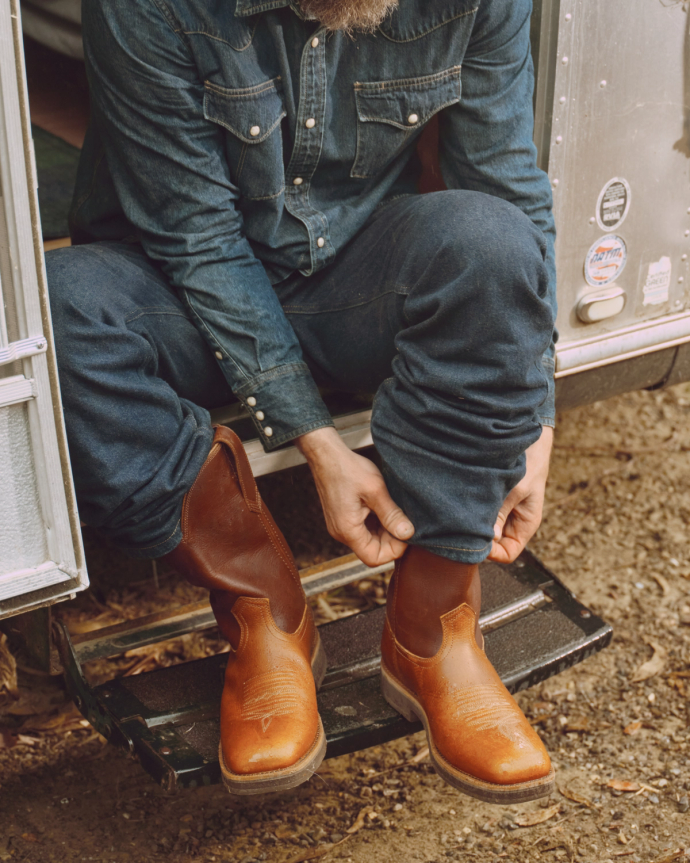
[
  {"xmin": 346, "ymin": 806, "xmax": 375, "ymax": 834},
  {"xmin": 623, "ymin": 721, "xmax": 643, "ymax": 735},
  {"xmin": 631, "ymin": 641, "xmax": 667, "ymax": 682},
  {"xmin": 0, "ymin": 634, "xmax": 18, "ymax": 698},
  {"xmin": 558, "ymin": 785, "xmax": 599, "ymax": 810},
  {"xmin": 515, "ymin": 804, "xmax": 560, "ymax": 827},
  {"xmin": 285, "ymin": 809, "xmax": 376, "ymax": 863},
  {"xmin": 21, "ymin": 834, "xmax": 38, "ymax": 843},
  {"xmin": 649, "ymin": 850, "xmax": 686, "ymax": 863},
  {"xmin": 607, "ymin": 779, "xmax": 641, "ymax": 792},
  {"xmin": 651, "ymin": 573, "xmax": 671, "ymax": 596}
]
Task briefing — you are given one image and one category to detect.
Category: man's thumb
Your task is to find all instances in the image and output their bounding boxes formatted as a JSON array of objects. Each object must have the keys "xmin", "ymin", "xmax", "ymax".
[{"xmin": 368, "ymin": 485, "xmax": 414, "ymax": 540}]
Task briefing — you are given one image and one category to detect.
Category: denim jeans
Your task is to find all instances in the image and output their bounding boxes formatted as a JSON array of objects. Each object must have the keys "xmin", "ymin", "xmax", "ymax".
[{"xmin": 47, "ymin": 191, "xmax": 553, "ymax": 564}]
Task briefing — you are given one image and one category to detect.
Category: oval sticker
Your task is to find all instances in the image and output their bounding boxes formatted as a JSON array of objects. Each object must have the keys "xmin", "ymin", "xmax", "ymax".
[
  {"xmin": 596, "ymin": 177, "xmax": 631, "ymax": 232},
  {"xmin": 584, "ymin": 235, "xmax": 628, "ymax": 287}
]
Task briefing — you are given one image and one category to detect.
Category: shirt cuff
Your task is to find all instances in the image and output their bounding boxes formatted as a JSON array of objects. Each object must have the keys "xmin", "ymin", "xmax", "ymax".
[
  {"xmin": 234, "ymin": 363, "xmax": 335, "ymax": 450},
  {"xmin": 538, "ymin": 354, "xmax": 555, "ymax": 428}
]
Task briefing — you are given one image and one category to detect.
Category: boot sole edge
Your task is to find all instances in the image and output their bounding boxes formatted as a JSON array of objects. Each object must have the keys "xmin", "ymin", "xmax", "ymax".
[{"xmin": 380, "ymin": 663, "xmax": 555, "ymax": 805}]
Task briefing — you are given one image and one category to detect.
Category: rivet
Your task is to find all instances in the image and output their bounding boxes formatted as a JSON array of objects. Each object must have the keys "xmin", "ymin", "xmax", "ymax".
[
  {"xmin": 679, "ymin": 277, "xmax": 685, "ymax": 284},
  {"xmin": 682, "ymin": 254, "xmax": 688, "ymax": 261},
  {"xmin": 160, "ymin": 747, "xmax": 172, "ymax": 756},
  {"xmin": 685, "ymin": 230, "xmax": 690, "ymax": 237},
  {"xmin": 687, "ymin": 207, "xmax": 690, "ymax": 214},
  {"xmin": 247, "ymin": 396, "xmax": 257, "ymax": 407},
  {"xmin": 565, "ymin": 13, "xmax": 572, "ymax": 21},
  {"xmin": 579, "ymin": 609, "xmax": 591, "ymax": 619},
  {"xmin": 599, "ymin": 80, "xmax": 607, "ymax": 88},
  {"xmin": 249, "ymin": 125, "xmax": 261, "ymax": 137},
  {"xmin": 589, "ymin": 216, "xmax": 596, "ymax": 224},
  {"xmin": 555, "ymin": 135, "xmax": 563, "ymax": 144},
  {"xmin": 559, "ymin": 96, "xmax": 566, "ymax": 104},
  {"xmin": 562, "ymin": 56, "xmax": 569, "ymax": 65},
  {"xmin": 552, "ymin": 179, "xmax": 560, "ymax": 186}
]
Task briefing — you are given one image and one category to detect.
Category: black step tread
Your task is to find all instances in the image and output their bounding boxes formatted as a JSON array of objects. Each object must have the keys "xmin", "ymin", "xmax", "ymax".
[{"xmin": 87, "ymin": 554, "xmax": 611, "ymax": 790}]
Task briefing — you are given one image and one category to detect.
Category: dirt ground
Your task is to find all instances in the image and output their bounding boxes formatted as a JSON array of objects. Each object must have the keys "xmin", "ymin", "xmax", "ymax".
[{"xmin": 1, "ymin": 384, "xmax": 690, "ymax": 863}]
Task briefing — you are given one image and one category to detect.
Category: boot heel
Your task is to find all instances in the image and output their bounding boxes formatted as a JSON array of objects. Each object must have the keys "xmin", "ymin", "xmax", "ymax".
[{"xmin": 380, "ymin": 665, "xmax": 420, "ymax": 724}]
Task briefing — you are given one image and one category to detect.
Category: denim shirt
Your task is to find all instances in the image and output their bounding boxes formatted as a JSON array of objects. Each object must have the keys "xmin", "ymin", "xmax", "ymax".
[{"xmin": 71, "ymin": 0, "xmax": 557, "ymax": 450}]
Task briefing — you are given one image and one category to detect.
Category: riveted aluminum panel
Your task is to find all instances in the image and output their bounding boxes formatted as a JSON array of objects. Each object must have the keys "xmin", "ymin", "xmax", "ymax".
[
  {"xmin": 0, "ymin": 0, "xmax": 87, "ymax": 617},
  {"xmin": 537, "ymin": 0, "xmax": 690, "ymax": 374}
]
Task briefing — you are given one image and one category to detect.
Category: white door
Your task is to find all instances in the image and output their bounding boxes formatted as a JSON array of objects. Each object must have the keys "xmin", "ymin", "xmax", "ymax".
[{"xmin": 0, "ymin": 0, "xmax": 87, "ymax": 618}]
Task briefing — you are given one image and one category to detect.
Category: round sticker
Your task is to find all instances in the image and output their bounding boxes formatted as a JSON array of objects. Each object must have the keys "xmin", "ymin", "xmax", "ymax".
[
  {"xmin": 596, "ymin": 177, "xmax": 631, "ymax": 231},
  {"xmin": 584, "ymin": 235, "xmax": 628, "ymax": 287}
]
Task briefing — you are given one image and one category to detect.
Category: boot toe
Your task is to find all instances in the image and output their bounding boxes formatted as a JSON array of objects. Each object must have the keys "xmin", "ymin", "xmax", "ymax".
[{"xmin": 222, "ymin": 716, "xmax": 320, "ymax": 776}]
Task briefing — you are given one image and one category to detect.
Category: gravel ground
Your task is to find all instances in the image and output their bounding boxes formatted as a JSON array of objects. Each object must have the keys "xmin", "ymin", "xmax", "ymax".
[{"xmin": 1, "ymin": 384, "xmax": 690, "ymax": 863}]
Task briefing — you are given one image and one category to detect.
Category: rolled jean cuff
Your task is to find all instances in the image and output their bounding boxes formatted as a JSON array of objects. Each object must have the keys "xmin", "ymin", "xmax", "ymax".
[
  {"xmin": 412, "ymin": 539, "xmax": 494, "ymax": 565},
  {"xmin": 234, "ymin": 363, "xmax": 334, "ymax": 450},
  {"xmin": 121, "ymin": 520, "xmax": 184, "ymax": 560},
  {"xmin": 539, "ymin": 355, "xmax": 556, "ymax": 428}
]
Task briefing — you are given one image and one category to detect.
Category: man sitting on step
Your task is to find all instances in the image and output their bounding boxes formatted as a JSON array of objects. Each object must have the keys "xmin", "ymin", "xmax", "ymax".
[{"xmin": 47, "ymin": 0, "xmax": 557, "ymax": 802}]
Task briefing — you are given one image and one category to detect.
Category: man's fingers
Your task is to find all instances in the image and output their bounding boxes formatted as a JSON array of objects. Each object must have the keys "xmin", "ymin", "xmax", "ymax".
[{"xmin": 364, "ymin": 482, "xmax": 414, "ymax": 541}]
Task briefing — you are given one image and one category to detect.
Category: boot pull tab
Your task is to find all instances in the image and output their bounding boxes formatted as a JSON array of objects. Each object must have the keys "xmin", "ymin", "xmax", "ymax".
[{"xmin": 213, "ymin": 424, "xmax": 262, "ymax": 513}]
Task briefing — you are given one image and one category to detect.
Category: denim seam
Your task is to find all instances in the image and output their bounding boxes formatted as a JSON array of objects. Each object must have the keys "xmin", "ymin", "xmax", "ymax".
[
  {"xmin": 425, "ymin": 540, "xmax": 492, "ymax": 554},
  {"xmin": 283, "ymin": 287, "xmax": 408, "ymax": 315},
  {"xmin": 263, "ymin": 417, "xmax": 334, "ymax": 448},
  {"xmin": 148, "ymin": 0, "xmax": 189, "ymax": 48},
  {"xmin": 354, "ymin": 66, "xmax": 462, "ymax": 93},
  {"xmin": 235, "ymin": 362, "xmax": 312, "ymax": 392},
  {"xmin": 204, "ymin": 77, "xmax": 282, "ymax": 99},
  {"xmin": 357, "ymin": 95, "xmax": 460, "ymax": 129},
  {"xmin": 134, "ymin": 519, "xmax": 181, "ymax": 552},
  {"xmin": 179, "ymin": 21, "xmax": 258, "ymax": 51},
  {"xmin": 377, "ymin": 9, "xmax": 478, "ymax": 44},
  {"xmin": 182, "ymin": 290, "xmax": 249, "ymax": 385},
  {"xmin": 124, "ymin": 309, "xmax": 191, "ymax": 325},
  {"xmin": 244, "ymin": 186, "xmax": 287, "ymax": 202}
]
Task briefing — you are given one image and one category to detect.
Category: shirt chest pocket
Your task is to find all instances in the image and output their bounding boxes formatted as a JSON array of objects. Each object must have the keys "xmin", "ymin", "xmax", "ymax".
[
  {"xmin": 351, "ymin": 66, "xmax": 462, "ymax": 180},
  {"xmin": 203, "ymin": 77, "xmax": 286, "ymax": 201}
]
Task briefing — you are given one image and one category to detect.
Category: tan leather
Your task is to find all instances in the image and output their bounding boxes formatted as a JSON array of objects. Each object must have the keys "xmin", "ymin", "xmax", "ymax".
[
  {"xmin": 164, "ymin": 425, "xmax": 322, "ymax": 780},
  {"xmin": 382, "ymin": 547, "xmax": 552, "ymax": 788},
  {"xmin": 220, "ymin": 597, "xmax": 320, "ymax": 775}
]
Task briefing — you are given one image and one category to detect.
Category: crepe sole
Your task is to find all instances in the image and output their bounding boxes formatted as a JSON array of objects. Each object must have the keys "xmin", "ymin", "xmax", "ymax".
[{"xmin": 381, "ymin": 662, "xmax": 555, "ymax": 805}]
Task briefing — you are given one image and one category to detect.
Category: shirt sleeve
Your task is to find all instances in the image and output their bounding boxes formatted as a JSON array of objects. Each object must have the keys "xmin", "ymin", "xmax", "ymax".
[
  {"xmin": 437, "ymin": 0, "xmax": 557, "ymax": 427},
  {"xmin": 80, "ymin": 0, "xmax": 334, "ymax": 449}
]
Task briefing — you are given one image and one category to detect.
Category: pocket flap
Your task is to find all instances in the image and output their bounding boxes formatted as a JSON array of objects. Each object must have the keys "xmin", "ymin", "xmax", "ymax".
[
  {"xmin": 203, "ymin": 77, "xmax": 286, "ymax": 144},
  {"xmin": 354, "ymin": 66, "xmax": 461, "ymax": 130}
]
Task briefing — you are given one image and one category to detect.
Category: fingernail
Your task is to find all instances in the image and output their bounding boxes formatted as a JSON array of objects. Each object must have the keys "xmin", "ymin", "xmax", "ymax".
[{"xmin": 397, "ymin": 521, "xmax": 414, "ymax": 538}]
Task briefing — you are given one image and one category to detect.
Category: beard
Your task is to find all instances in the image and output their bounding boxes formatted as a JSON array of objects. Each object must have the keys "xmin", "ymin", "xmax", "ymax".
[{"xmin": 299, "ymin": 0, "xmax": 399, "ymax": 33}]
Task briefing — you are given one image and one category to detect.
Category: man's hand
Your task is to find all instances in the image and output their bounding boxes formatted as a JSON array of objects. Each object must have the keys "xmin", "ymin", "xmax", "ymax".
[
  {"xmin": 296, "ymin": 427, "xmax": 414, "ymax": 567},
  {"xmin": 488, "ymin": 425, "xmax": 554, "ymax": 564}
]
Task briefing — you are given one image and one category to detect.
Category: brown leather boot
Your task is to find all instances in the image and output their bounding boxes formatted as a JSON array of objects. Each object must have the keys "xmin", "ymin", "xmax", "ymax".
[
  {"xmin": 164, "ymin": 425, "xmax": 326, "ymax": 795},
  {"xmin": 381, "ymin": 546, "xmax": 554, "ymax": 804}
]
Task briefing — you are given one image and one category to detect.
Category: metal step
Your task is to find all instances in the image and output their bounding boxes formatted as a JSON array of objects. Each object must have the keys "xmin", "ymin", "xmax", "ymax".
[{"xmin": 54, "ymin": 551, "xmax": 612, "ymax": 791}]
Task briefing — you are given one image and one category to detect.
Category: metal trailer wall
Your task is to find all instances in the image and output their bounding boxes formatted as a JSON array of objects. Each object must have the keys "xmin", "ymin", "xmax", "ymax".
[
  {"xmin": 533, "ymin": 0, "xmax": 690, "ymax": 379},
  {"xmin": 0, "ymin": 0, "xmax": 87, "ymax": 619}
]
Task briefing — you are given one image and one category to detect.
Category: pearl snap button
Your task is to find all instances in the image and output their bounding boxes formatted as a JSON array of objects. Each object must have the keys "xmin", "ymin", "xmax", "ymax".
[
  {"xmin": 264, "ymin": 427, "xmax": 274, "ymax": 437},
  {"xmin": 214, "ymin": 351, "xmax": 223, "ymax": 360},
  {"xmin": 250, "ymin": 125, "xmax": 261, "ymax": 137},
  {"xmin": 255, "ymin": 410, "xmax": 265, "ymax": 421},
  {"xmin": 311, "ymin": 37, "xmax": 319, "ymax": 48},
  {"xmin": 317, "ymin": 237, "xmax": 325, "ymax": 248},
  {"xmin": 293, "ymin": 177, "xmax": 304, "ymax": 185},
  {"xmin": 408, "ymin": 113, "xmax": 419, "ymax": 125},
  {"xmin": 305, "ymin": 118, "xmax": 316, "ymax": 129},
  {"xmin": 246, "ymin": 396, "xmax": 257, "ymax": 407}
]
